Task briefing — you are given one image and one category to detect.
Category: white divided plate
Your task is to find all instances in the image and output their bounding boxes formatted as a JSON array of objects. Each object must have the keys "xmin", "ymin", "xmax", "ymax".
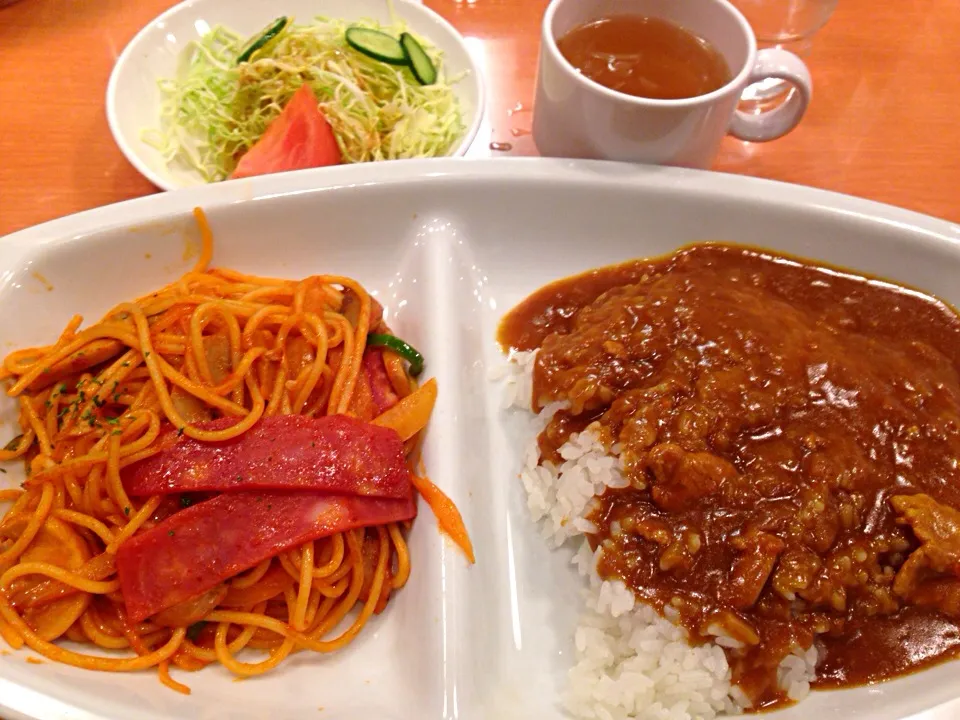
[
  {"xmin": 2, "ymin": 158, "xmax": 960, "ymax": 720},
  {"xmin": 106, "ymin": 0, "xmax": 484, "ymax": 191}
]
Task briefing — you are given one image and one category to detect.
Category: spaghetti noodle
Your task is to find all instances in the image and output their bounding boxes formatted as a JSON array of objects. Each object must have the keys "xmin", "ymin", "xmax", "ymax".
[{"xmin": 0, "ymin": 208, "xmax": 470, "ymax": 692}]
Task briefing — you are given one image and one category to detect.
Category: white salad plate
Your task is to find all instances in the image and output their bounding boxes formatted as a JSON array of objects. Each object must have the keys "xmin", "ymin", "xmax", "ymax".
[
  {"xmin": 106, "ymin": 0, "xmax": 484, "ymax": 191},
  {"xmin": 2, "ymin": 158, "xmax": 960, "ymax": 720}
]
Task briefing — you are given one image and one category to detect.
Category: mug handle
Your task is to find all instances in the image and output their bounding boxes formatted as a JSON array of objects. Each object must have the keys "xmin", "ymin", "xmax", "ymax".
[{"xmin": 728, "ymin": 48, "xmax": 812, "ymax": 142}]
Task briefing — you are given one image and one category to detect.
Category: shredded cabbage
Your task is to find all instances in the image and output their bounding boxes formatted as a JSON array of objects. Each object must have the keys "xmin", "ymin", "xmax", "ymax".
[{"xmin": 143, "ymin": 16, "xmax": 467, "ymax": 182}]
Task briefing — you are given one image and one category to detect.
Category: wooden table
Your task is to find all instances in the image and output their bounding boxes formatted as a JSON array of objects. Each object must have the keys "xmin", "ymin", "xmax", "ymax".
[{"xmin": 1, "ymin": 0, "xmax": 958, "ymax": 237}]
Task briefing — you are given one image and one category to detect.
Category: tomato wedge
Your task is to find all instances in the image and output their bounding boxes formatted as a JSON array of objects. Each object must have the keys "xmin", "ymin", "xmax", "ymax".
[
  {"xmin": 230, "ymin": 83, "xmax": 341, "ymax": 180},
  {"xmin": 116, "ymin": 490, "xmax": 416, "ymax": 622}
]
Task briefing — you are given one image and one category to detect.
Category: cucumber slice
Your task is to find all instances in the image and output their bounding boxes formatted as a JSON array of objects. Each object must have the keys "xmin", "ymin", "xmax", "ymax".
[
  {"xmin": 236, "ymin": 17, "xmax": 289, "ymax": 64},
  {"xmin": 400, "ymin": 32, "xmax": 437, "ymax": 86},
  {"xmin": 345, "ymin": 27, "xmax": 407, "ymax": 65}
]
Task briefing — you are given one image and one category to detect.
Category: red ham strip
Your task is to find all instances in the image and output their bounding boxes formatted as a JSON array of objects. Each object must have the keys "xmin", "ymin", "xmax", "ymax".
[
  {"xmin": 364, "ymin": 349, "xmax": 400, "ymax": 414},
  {"xmin": 122, "ymin": 415, "xmax": 410, "ymax": 499},
  {"xmin": 346, "ymin": 350, "xmax": 400, "ymax": 422},
  {"xmin": 116, "ymin": 490, "xmax": 416, "ymax": 622}
]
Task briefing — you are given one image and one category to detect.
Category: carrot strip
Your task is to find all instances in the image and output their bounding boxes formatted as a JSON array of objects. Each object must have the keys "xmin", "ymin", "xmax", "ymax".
[
  {"xmin": 372, "ymin": 378, "xmax": 437, "ymax": 441},
  {"xmin": 410, "ymin": 474, "xmax": 474, "ymax": 564}
]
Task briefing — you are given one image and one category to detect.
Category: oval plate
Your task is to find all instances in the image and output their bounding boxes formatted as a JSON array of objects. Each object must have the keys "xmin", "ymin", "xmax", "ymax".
[{"xmin": 1, "ymin": 159, "xmax": 959, "ymax": 720}]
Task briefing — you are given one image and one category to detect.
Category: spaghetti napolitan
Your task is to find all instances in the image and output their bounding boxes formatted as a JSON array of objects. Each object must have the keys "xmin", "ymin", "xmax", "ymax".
[{"xmin": 0, "ymin": 208, "xmax": 472, "ymax": 692}]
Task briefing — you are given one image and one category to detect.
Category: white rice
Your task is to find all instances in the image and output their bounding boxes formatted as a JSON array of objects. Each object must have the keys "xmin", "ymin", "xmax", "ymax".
[{"xmin": 497, "ymin": 351, "xmax": 817, "ymax": 719}]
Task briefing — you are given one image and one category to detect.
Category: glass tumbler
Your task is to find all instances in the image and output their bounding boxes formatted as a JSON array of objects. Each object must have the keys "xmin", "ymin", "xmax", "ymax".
[{"xmin": 729, "ymin": 0, "xmax": 838, "ymax": 110}]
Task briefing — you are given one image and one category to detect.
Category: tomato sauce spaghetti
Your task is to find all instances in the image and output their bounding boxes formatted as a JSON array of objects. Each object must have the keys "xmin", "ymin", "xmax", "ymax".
[{"xmin": 0, "ymin": 208, "xmax": 472, "ymax": 692}]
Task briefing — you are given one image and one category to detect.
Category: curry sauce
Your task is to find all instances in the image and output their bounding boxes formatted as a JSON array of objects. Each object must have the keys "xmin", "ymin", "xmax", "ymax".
[{"xmin": 499, "ymin": 244, "xmax": 960, "ymax": 708}]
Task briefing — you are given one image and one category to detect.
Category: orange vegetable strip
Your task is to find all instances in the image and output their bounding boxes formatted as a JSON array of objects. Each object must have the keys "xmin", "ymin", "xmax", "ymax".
[
  {"xmin": 410, "ymin": 474, "xmax": 474, "ymax": 564},
  {"xmin": 371, "ymin": 378, "xmax": 437, "ymax": 441}
]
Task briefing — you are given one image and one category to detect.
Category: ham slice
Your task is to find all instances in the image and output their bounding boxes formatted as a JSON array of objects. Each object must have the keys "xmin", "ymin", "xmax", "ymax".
[
  {"xmin": 347, "ymin": 350, "xmax": 401, "ymax": 422},
  {"xmin": 364, "ymin": 349, "xmax": 400, "ymax": 414},
  {"xmin": 116, "ymin": 490, "xmax": 416, "ymax": 622},
  {"xmin": 122, "ymin": 415, "xmax": 410, "ymax": 499}
]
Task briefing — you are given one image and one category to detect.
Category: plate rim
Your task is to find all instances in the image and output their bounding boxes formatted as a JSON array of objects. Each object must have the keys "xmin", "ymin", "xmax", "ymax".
[
  {"xmin": 104, "ymin": 0, "xmax": 486, "ymax": 192},
  {"xmin": 4, "ymin": 158, "xmax": 960, "ymax": 720},
  {"xmin": 5, "ymin": 159, "xmax": 960, "ymax": 249}
]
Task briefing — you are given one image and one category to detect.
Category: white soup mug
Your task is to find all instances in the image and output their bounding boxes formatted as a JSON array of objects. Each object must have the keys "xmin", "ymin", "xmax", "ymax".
[{"xmin": 532, "ymin": 0, "xmax": 813, "ymax": 168}]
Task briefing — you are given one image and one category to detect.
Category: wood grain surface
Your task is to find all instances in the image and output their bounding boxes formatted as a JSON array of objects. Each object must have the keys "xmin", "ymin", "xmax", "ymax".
[{"xmin": 1, "ymin": 0, "xmax": 957, "ymax": 236}]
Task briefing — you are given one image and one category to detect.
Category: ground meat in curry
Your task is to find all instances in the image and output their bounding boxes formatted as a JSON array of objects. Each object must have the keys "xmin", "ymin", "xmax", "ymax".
[{"xmin": 499, "ymin": 244, "xmax": 960, "ymax": 709}]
